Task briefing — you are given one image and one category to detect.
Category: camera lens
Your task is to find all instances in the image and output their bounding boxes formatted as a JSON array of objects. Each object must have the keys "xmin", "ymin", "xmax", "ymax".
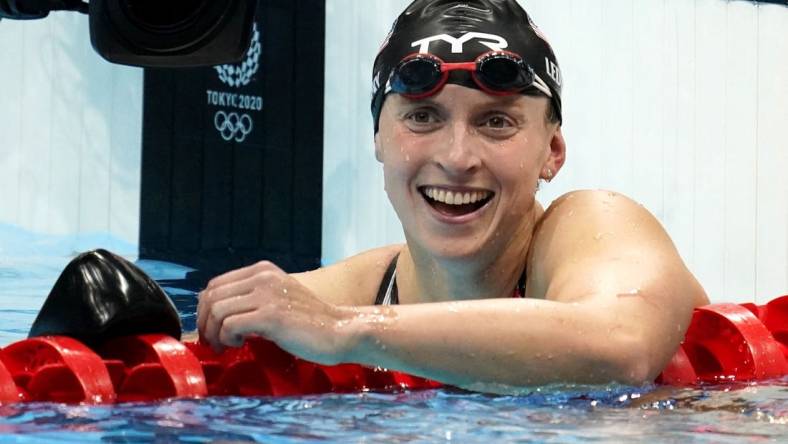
[{"xmin": 122, "ymin": 0, "xmax": 211, "ymax": 31}]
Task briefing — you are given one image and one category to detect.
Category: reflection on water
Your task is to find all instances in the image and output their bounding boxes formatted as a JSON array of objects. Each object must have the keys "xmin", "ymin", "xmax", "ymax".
[
  {"xmin": 0, "ymin": 256, "xmax": 786, "ymax": 442},
  {"xmin": 0, "ymin": 382, "xmax": 785, "ymax": 442}
]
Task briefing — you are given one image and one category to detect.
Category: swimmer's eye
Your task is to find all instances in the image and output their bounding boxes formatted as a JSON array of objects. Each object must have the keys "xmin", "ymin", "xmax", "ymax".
[
  {"xmin": 402, "ymin": 107, "xmax": 443, "ymax": 131},
  {"xmin": 481, "ymin": 114, "xmax": 514, "ymax": 129},
  {"xmin": 405, "ymin": 109, "xmax": 438, "ymax": 124}
]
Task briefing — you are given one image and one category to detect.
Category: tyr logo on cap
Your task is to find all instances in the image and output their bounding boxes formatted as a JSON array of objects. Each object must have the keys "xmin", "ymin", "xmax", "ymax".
[{"xmin": 411, "ymin": 32, "xmax": 509, "ymax": 54}]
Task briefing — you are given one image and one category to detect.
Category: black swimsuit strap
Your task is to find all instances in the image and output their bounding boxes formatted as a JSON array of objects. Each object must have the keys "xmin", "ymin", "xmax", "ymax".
[
  {"xmin": 515, "ymin": 266, "xmax": 527, "ymax": 298},
  {"xmin": 375, "ymin": 253, "xmax": 526, "ymax": 305},
  {"xmin": 374, "ymin": 253, "xmax": 400, "ymax": 305}
]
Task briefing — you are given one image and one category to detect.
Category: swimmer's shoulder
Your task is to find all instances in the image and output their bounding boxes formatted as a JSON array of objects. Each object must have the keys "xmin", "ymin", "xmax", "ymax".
[
  {"xmin": 291, "ymin": 244, "xmax": 403, "ymax": 306},
  {"xmin": 527, "ymin": 189, "xmax": 709, "ymax": 306}
]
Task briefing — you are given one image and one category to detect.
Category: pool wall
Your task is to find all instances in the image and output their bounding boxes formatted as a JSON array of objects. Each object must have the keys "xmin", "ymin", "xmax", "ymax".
[
  {"xmin": 0, "ymin": 13, "xmax": 143, "ymax": 252},
  {"xmin": 0, "ymin": 1, "xmax": 785, "ymax": 303}
]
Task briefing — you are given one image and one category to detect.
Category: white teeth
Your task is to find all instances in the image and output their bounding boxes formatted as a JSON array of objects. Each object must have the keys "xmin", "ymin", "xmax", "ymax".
[{"xmin": 422, "ymin": 187, "xmax": 492, "ymax": 205}]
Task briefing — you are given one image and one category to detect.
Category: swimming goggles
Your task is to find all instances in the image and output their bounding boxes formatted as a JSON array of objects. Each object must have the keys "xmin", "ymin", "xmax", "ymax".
[{"xmin": 388, "ymin": 51, "xmax": 553, "ymax": 99}]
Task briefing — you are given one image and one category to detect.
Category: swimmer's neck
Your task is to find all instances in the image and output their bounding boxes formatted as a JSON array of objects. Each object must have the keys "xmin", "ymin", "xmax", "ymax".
[{"xmin": 397, "ymin": 203, "xmax": 544, "ymax": 303}]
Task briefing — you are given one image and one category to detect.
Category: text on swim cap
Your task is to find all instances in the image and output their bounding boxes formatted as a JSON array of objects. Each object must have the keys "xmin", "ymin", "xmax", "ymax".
[
  {"xmin": 411, "ymin": 32, "xmax": 508, "ymax": 54},
  {"xmin": 545, "ymin": 58, "xmax": 562, "ymax": 87}
]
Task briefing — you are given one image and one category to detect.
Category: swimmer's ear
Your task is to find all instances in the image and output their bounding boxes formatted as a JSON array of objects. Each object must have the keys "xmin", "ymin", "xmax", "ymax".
[
  {"xmin": 374, "ymin": 132, "xmax": 383, "ymax": 163},
  {"xmin": 542, "ymin": 127, "xmax": 566, "ymax": 180}
]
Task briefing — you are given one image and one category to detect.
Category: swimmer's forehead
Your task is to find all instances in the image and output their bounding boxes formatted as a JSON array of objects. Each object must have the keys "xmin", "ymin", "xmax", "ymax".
[{"xmin": 388, "ymin": 85, "xmax": 545, "ymax": 110}]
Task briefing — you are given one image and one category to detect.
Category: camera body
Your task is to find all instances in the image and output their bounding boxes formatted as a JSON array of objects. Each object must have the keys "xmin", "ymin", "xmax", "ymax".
[
  {"xmin": 90, "ymin": 0, "xmax": 257, "ymax": 67},
  {"xmin": 1, "ymin": 0, "xmax": 258, "ymax": 67}
]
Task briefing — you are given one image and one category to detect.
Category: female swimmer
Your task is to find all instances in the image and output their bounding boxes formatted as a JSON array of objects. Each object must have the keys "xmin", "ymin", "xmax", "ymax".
[{"xmin": 197, "ymin": 0, "xmax": 708, "ymax": 391}]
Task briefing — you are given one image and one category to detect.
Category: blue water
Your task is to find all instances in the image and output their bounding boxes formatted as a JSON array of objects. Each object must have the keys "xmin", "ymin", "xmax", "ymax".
[{"xmin": 0, "ymin": 230, "xmax": 786, "ymax": 442}]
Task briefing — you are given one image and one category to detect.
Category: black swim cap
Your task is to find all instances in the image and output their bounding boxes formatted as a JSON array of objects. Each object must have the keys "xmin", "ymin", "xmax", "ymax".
[{"xmin": 371, "ymin": 0, "xmax": 563, "ymax": 133}]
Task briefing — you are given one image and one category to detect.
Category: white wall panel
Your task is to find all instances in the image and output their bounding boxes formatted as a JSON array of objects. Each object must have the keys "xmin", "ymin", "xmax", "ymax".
[
  {"xmin": 47, "ymin": 14, "xmax": 87, "ymax": 236},
  {"xmin": 18, "ymin": 18, "xmax": 54, "ymax": 234},
  {"xmin": 0, "ymin": 13, "xmax": 143, "ymax": 250},
  {"xmin": 693, "ymin": 0, "xmax": 728, "ymax": 300},
  {"xmin": 662, "ymin": 0, "xmax": 697, "ymax": 281},
  {"xmin": 756, "ymin": 3, "xmax": 788, "ymax": 301},
  {"xmin": 560, "ymin": 0, "xmax": 605, "ymax": 189},
  {"xmin": 632, "ymin": 0, "xmax": 666, "ymax": 220},
  {"xmin": 724, "ymin": 2, "xmax": 759, "ymax": 302},
  {"xmin": 599, "ymin": 0, "xmax": 635, "ymax": 195},
  {"xmin": 0, "ymin": 20, "xmax": 24, "ymax": 226},
  {"xmin": 323, "ymin": 0, "xmax": 788, "ymax": 303}
]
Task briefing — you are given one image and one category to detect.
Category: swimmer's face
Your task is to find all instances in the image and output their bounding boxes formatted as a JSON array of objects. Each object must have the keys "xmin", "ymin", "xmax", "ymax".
[{"xmin": 375, "ymin": 84, "xmax": 565, "ymax": 260}]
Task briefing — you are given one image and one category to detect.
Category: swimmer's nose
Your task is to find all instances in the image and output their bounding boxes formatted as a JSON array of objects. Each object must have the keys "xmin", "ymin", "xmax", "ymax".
[{"xmin": 434, "ymin": 123, "xmax": 482, "ymax": 177}]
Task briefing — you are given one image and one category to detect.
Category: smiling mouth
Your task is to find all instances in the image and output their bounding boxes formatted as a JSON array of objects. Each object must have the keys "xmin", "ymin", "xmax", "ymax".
[{"xmin": 419, "ymin": 186, "xmax": 494, "ymax": 217}]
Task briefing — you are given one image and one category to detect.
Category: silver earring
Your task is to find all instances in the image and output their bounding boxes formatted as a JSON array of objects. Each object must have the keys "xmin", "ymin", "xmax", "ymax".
[{"xmin": 546, "ymin": 169, "xmax": 553, "ymax": 182}]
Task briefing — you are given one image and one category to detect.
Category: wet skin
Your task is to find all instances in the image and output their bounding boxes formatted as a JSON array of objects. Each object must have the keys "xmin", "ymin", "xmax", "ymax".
[
  {"xmin": 197, "ymin": 85, "xmax": 709, "ymax": 392},
  {"xmin": 374, "ymin": 86, "xmax": 563, "ymax": 303}
]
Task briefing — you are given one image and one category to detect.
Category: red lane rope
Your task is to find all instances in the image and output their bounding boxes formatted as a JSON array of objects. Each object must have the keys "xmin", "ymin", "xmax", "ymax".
[{"xmin": 1, "ymin": 296, "xmax": 786, "ymax": 404}]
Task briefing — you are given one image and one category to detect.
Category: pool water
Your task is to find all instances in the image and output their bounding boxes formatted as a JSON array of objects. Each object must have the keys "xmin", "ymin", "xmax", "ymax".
[{"xmin": 1, "ymin": 247, "xmax": 787, "ymax": 443}]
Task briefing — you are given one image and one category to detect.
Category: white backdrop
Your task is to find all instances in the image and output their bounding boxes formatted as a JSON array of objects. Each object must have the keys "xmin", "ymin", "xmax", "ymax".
[
  {"xmin": 0, "ymin": 13, "xmax": 143, "ymax": 251},
  {"xmin": 323, "ymin": 0, "xmax": 788, "ymax": 303}
]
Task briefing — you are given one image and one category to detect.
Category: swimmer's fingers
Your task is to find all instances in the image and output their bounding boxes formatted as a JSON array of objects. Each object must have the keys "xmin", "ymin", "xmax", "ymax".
[
  {"xmin": 197, "ymin": 277, "xmax": 256, "ymax": 335},
  {"xmin": 205, "ymin": 260, "xmax": 285, "ymax": 290},
  {"xmin": 218, "ymin": 311, "xmax": 269, "ymax": 349},
  {"xmin": 202, "ymin": 293, "xmax": 261, "ymax": 352},
  {"xmin": 197, "ymin": 262, "xmax": 286, "ymax": 334}
]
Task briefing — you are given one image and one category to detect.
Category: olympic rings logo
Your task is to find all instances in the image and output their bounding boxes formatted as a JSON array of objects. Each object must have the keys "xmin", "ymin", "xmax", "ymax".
[{"xmin": 214, "ymin": 111, "xmax": 253, "ymax": 143}]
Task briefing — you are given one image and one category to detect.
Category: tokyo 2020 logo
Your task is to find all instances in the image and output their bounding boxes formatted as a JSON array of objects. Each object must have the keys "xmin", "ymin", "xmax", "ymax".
[
  {"xmin": 209, "ymin": 23, "xmax": 262, "ymax": 143},
  {"xmin": 214, "ymin": 23, "xmax": 261, "ymax": 88}
]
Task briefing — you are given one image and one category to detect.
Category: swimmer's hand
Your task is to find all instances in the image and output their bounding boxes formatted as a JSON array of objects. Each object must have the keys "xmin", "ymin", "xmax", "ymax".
[{"xmin": 196, "ymin": 261, "xmax": 355, "ymax": 365}]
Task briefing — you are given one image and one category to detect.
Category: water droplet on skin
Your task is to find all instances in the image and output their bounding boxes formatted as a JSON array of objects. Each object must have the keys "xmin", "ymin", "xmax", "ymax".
[
  {"xmin": 617, "ymin": 288, "xmax": 641, "ymax": 298},
  {"xmin": 594, "ymin": 232, "xmax": 614, "ymax": 241},
  {"xmin": 405, "ymin": 155, "xmax": 410, "ymax": 162},
  {"xmin": 567, "ymin": 210, "xmax": 574, "ymax": 217},
  {"xmin": 283, "ymin": 288, "xmax": 288, "ymax": 294},
  {"xmin": 287, "ymin": 304, "xmax": 292, "ymax": 311}
]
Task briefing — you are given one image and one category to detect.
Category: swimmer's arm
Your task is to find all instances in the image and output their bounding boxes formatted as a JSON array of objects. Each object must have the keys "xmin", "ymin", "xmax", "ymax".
[
  {"xmin": 291, "ymin": 245, "xmax": 402, "ymax": 306},
  {"xmin": 338, "ymin": 190, "xmax": 708, "ymax": 388}
]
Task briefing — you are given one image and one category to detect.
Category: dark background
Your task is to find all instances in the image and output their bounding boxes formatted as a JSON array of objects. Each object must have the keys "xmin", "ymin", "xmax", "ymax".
[{"xmin": 139, "ymin": 0, "xmax": 324, "ymax": 276}]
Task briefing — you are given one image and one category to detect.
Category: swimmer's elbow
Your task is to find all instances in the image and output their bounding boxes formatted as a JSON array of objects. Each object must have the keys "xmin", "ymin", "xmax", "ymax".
[{"xmin": 605, "ymin": 333, "xmax": 661, "ymax": 385}]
